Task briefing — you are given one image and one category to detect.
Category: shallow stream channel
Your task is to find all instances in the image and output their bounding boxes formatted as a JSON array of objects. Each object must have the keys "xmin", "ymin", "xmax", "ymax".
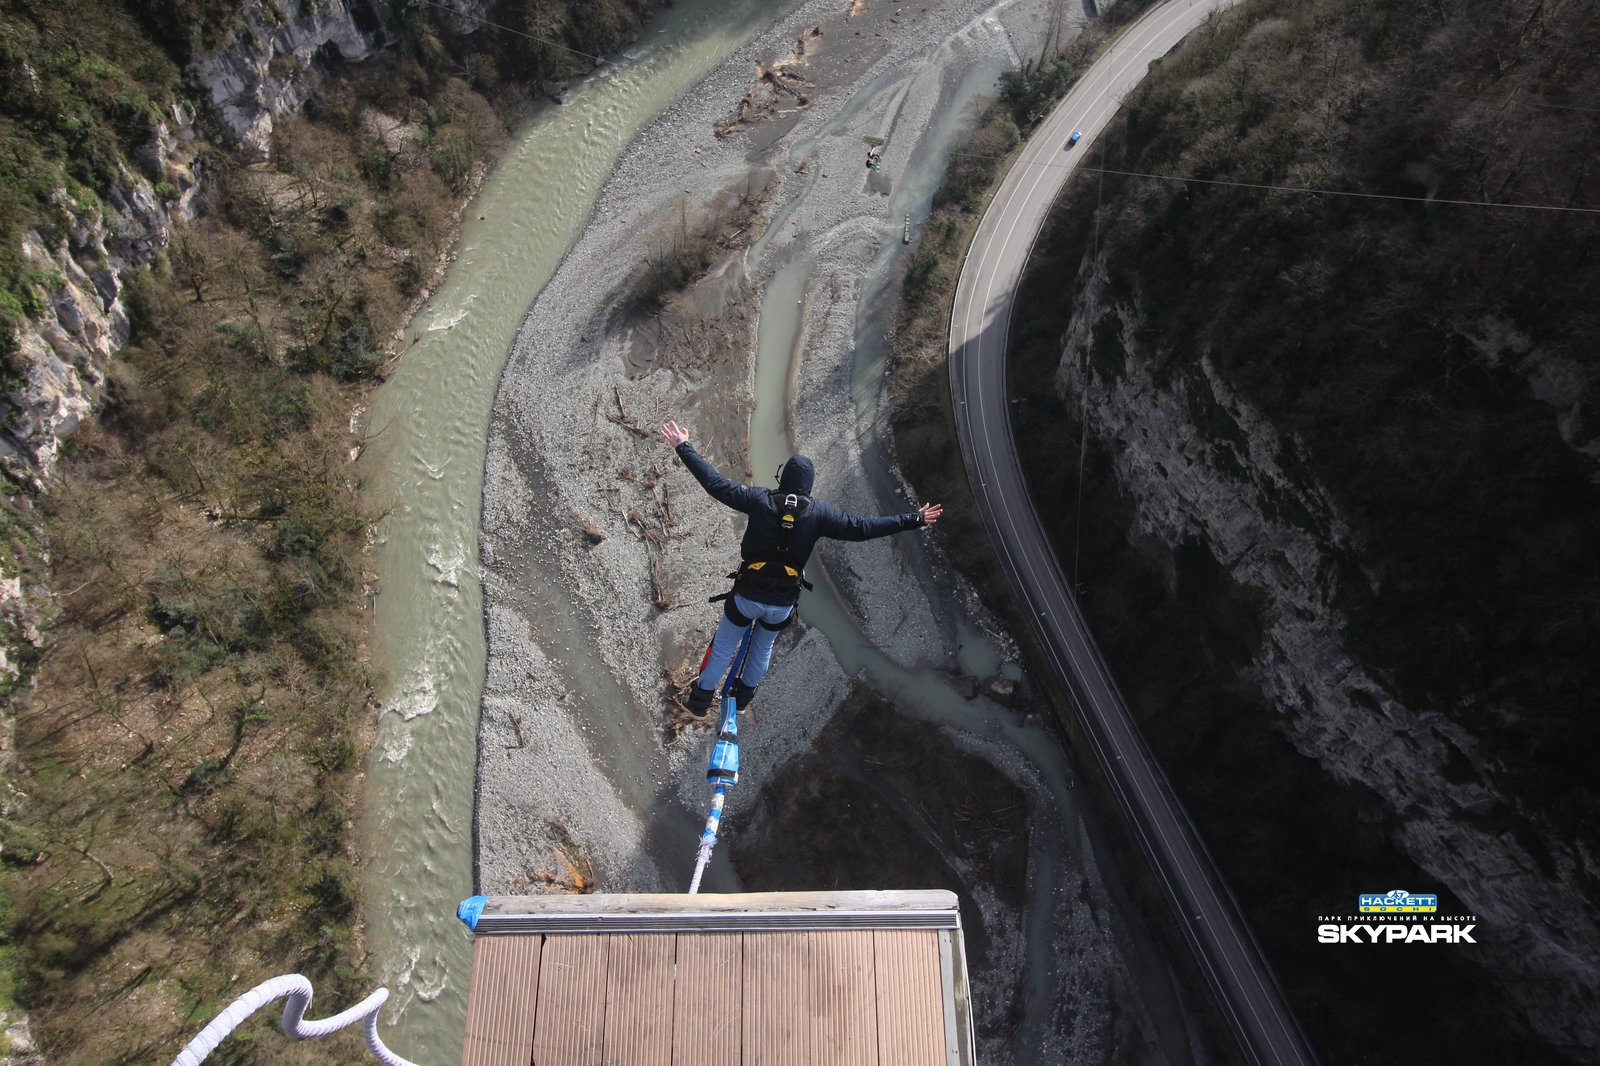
[{"xmin": 364, "ymin": 0, "xmax": 1205, "ymax": 1063}]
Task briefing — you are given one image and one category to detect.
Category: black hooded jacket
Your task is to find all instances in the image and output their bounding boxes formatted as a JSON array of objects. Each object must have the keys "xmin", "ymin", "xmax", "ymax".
[{"xmin": 675, "ymin": 443, "xmax": 925, "ymax": 606}]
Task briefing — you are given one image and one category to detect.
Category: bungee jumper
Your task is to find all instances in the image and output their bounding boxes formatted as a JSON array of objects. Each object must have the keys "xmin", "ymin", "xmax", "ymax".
[{"xmin": 660, "ymin": 419, "xmax": 941, "ymax": 720}]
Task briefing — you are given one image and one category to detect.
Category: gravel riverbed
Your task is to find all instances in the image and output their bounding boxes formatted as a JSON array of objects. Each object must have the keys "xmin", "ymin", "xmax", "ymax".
[{"xmin": 476, "ymin": 0, "xmax": 1198, "ymax": 1061}]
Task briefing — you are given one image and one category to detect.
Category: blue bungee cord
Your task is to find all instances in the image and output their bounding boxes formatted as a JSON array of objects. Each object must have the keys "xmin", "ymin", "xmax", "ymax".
[{"xmin": 687, "ymin": 625, "xmax": 754, "ymax": 893}]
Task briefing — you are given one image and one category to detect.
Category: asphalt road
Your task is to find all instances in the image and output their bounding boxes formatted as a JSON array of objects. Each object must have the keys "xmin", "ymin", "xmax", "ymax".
[{"xmin": 946, "ymin": 3, "xmax": 1319, "ymax": 1064}]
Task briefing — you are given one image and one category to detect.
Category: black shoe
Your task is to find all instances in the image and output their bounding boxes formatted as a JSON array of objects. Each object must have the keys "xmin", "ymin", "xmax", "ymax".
[
  {"xmin": 730, "ymin": 680, "xmax": 758, "ymax": 711},
  {"xmin": 685, "ymin": 684, "xmax": 715, "ymax": 719}
]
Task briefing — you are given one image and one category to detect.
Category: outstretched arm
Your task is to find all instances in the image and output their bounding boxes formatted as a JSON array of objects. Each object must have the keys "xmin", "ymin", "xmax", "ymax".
[
  {"xmin": 812, "ymin": 499, "xmax": 943, "ymax": 541},
  {"xmin": 661, "ymin": 420, "xmax": 767, "ymax": 513}
]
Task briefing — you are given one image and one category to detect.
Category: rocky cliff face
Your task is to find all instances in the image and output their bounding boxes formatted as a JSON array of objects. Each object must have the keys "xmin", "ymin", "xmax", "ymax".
[
  {"xmin": 0, "ymin": 111, "xmax": 199, "ymax": 485},
  {"xmin": 3, "ymin": 0, "xmax": 538, "ymax": 493},
  {"xmin": 191, "ymin": 0, "xmax": 391, "ymax": 160},
  {"xmin": 0, "ymin": 1, "xmax": 498, "ymax": 486},
  {"xmin": 1463, "ymin": 314, "xmax": 1600, "ymax": 475},
  {"xmin": 0, "ymin": 1008, "xmax": 43, "ymax": 1066},
  {"xmin": 1054, "ymin": 262, "xmax": 1600, "ymax": 1057},
  {"xmin": 0, "ymin": 0, "xmax": 423, "ymax": 686}
]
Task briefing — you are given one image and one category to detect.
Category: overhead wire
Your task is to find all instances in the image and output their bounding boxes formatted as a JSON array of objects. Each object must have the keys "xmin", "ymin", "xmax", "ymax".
[
  {"xmin": 945, "ymin": 152, "xmax": 1600, "ymax": 214},
  {"xmin": 1075, "ymin": 165, "xmax": 1600, "ymax": 215},
  {"xmin": 409, "ymin": 0, "xmax": 608, "ymax": 64},
  {"xmin": 1041, "ymin": 31, "xmax": 1600, "ymax": 115},
  {"xmin": 1395, "ymin": 84, "xmax": 1600, "ymax": 115}
]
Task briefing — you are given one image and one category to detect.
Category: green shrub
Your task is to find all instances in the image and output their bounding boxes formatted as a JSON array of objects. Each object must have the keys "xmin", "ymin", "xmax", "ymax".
[
  {"xmin": 427, "ymin": 122, "xmax": 476, "ymax": 190},
  {"xmin": 902, "ymin": 248, "xmax": 941, "ymax": 307}
]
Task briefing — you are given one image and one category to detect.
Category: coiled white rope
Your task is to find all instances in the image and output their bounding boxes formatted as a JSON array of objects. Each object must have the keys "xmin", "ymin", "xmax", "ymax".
[{"xmin": 170, "ymin": 974, "xmax": 419, "ymax": 1066}]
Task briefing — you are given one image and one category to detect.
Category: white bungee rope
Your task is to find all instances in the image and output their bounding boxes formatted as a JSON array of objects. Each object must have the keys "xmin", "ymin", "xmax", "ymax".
[
  {"xmin": 170, "ymin": 974, "xmax": 419, "ymax": 1066},
  {"xmin": 176, "ymin": 610, "xmax": 763, "ymax": 1061}
]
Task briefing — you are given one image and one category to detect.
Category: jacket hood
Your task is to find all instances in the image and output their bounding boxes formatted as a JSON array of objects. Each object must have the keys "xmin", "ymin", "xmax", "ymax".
[{"xmin": 778, "ymin": 454, "xmax": 815, "ymax": 496}]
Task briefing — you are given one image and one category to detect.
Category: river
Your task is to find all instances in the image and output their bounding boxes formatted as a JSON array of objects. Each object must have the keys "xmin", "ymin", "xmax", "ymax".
[{"xmin": 358, "ymin": 2, "xmax": 799, "ymax": 1060}]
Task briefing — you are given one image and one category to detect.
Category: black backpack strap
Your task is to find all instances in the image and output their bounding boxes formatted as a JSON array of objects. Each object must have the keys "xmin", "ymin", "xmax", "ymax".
[{"xmin": 770, "ymin": 492, "xmax": 812, "ymax": 537}]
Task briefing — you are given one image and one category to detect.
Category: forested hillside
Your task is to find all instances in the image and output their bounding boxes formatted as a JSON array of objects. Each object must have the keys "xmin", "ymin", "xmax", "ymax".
[
  {"xmin": 1004, "ymin": 0, "xmax": 1599, "ymax": 1061},
  {"xmin": 0, "ymin": 1, "xmax": 658, "ymax": 1063}
]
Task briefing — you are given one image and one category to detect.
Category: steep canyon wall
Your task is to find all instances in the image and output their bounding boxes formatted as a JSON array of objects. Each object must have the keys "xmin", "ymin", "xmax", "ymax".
[{"xmin": 1007, "ymin": 0, "xmax": 1600, "ymax": 1060}]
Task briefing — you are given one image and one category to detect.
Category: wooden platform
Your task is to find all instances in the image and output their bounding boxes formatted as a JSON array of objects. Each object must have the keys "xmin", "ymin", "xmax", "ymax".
[{"xmin": 459, "ymin": 891, "xmax": 975, "ymax": 1066}]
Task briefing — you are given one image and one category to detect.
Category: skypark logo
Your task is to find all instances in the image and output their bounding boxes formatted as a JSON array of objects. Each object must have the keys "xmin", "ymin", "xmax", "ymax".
[
  {"xmin": 1319, "ymin": 923, "xmax": 1475, "ymax": 944},
  {"xmin": 1359, "ymin": 888, "xmax": 1438, "ymax": 913},
  {"xmin": 1316, "ymin": 890, "xmax": 1475, "ymax": 946}
]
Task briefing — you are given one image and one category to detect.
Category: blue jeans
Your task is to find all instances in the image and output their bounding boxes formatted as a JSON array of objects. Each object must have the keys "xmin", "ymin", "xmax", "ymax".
[{"xmin": 695, "ymin": 594, "xmax": 794, "ymax": 693}]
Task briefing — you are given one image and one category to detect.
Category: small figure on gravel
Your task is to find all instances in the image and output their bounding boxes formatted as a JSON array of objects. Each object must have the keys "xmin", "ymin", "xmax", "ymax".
[{"xmin": 661, "ymin": 419, "xmax": 941, "ymax": 718}]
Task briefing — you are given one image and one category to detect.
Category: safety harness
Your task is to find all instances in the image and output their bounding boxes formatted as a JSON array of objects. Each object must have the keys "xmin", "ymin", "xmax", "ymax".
[{"xmin": 709, "ymin": 491, "xmax": 814, "ymax": 629}]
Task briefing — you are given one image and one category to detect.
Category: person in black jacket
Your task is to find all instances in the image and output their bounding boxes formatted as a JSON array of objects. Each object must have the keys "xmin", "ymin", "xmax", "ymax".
[{"xmin": 661, "ymin": 419, "xmax": 941, "ymax": 718}]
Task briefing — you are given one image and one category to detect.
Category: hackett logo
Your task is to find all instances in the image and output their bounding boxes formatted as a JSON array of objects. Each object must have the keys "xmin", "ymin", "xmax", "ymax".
[
  {"xmin": 1359, "ymin": 888, "xmax": 1438, "ymax": 913},
  {"xmin": 1318, "ymin": 923, "xmax": 1475, "ymax": 944}
]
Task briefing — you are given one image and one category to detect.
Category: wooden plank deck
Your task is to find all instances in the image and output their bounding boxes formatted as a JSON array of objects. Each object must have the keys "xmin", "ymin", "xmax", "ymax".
[
  {"xmin": 601, "ymin": 933, "xmax": 674, "ymax": 1066},
  {"xmin": 532, "ymin": 934, "xmax": 607, "ymax": 1066},
  {"xmin": 459, "ymin": 934, "xmax": 542, "ymax": 1066},
  {"xmin": 671, "ymin": 934, "xmax": 742, "ymax": 1066},
  {"xmin": 459, "ymin": 892, "xmax": 973, "ymax": 1066},
  {"xmin": 873, "ymin": 931, "xmax": 946, "ymax": 1066}
]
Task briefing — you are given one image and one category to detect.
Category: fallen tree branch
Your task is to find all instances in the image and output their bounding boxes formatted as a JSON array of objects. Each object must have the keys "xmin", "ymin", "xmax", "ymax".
[{"xmin": 605, "ymin": 385, "xmax": 653, "ymax": 438}]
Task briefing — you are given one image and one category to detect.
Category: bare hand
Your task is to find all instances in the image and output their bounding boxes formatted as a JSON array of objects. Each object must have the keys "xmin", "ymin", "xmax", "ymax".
[
  {"xmin": 919, "ymin": 502, "xmax": 943, "ymax": 527},
  {"xmin": 661, "ymin": 420, "xmax": 690, "ymax": 448}
]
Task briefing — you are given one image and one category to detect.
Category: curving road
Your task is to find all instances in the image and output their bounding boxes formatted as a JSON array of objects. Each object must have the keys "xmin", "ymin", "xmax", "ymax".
[{"xmin": 946, "ymin": 3, "xmax": 1319, "ymax": 1064}]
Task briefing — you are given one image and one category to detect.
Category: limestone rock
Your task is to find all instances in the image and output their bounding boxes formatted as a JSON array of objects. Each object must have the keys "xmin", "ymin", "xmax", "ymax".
[
  {"xmin": 0, "ymin": 158, "xmax": 198, "ymax": 484},
  {"xmin": 0, "ymin": 1010, "xmax": 43, "ymax": 1066},
  {"xmin": 1465, "ymin": 314, "xmax": 1600, "ymax": 472},
  {"xmin": 190, "ymin": 0, "xmax": 388, "ymax": 160},
  {"xmin": 187, "ymin": 2, "xmax": 498, "ymax": 160}
]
